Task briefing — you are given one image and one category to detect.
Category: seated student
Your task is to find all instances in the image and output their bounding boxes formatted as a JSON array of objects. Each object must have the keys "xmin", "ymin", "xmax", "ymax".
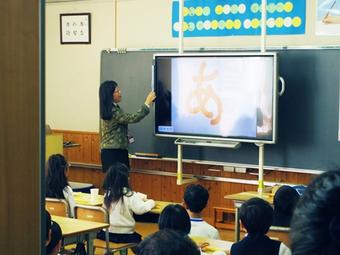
[
  {"xmin": 183, "ymin": 184, "xmax": 220, "ymax": 239},
  {"xmin": 158, "ymin": 204, "xmax": 191, "ymax": 236},
  {"xmin": 46, "ymin": 154, "xmax": 75, "ymax": 217},
  {"xmin": 290, "ymin": 170, "xmax": 340, "ymax": 255},
  {"xmin": 230, "ymin": 198, "xmax": 291, "ymax": 255},
  {"xmin": 159, "ymin": 204, "xmax": 226, "ymax": 255},
  {"xmin": 136, "ymin": 229, "xmax": 200, "ymax": 255},
  {"xmin": 45, "ymin": 210, "xmax": 62, "ymax": 255},
  {"xmin": 272, "ymin": 185, "xmax": 300, "ymax": 227},
  {"xmin": 98, "ymin": 162, "xmax": 155, "ymax": 243}
]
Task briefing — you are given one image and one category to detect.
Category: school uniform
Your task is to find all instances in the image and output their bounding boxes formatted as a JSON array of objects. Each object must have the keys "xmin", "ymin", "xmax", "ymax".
[
  {"xmin": 189, "ymin": 218, "xmax": 220, "ymax": 239},
  {"xmin": 230, "ymin": 234, "xmax": 291, "ymax": 255},
  {"xmin": 99, "ymin": 189, "xmax": 155, "ymax": 243}
]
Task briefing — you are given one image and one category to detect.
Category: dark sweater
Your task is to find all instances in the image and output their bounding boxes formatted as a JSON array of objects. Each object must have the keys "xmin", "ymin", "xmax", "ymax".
[{"xmin": 231, "ymin": 234, "xmax": 281, "ymax": 255}]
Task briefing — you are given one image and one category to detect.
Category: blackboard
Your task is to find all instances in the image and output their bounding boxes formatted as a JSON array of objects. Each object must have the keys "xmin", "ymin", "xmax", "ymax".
[{"xmin": 100, "ymin": 49, "xmax": 340, "ymax": 171}]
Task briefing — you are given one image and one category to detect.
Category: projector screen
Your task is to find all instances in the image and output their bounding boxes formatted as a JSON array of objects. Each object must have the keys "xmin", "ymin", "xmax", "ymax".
[{"xmin": 153, "ymin": 53, "xmax": 278, "ymax": 144}]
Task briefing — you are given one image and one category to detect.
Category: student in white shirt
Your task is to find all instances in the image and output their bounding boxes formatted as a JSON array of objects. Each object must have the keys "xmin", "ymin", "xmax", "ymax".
[
  {"xmin": 98, "ymin": 162, "xmax": 155, "ymax": 243},
  {"xmin": 183, "ymin": 184, "xmax": 220, "ymax": 239},
  {"xmin": 45, "ymin": 154, "xmax": 76, "ymax": 218}
]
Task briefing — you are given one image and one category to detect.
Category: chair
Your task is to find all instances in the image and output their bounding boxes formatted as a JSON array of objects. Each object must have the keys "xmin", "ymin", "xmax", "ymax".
[
  {"xmin": 268, "ymin": 226, "xmax": 291, "ymax": 247},
  {"xmin": 46, "ymin": 198, "xmax": 74, "ymax": 255},
  {"xmin": 46, "ymin": 197, "xmax": 70, "ymax": 217},
  {"xmin": 74, "ymin": 204, "xmax": 137, "ymax": 255}
]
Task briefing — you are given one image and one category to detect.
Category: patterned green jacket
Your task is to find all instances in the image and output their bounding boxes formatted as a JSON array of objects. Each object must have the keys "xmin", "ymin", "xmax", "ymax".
[{"xmin": 100, "ymin": 104, "xmax": 150, "ymax": 150}]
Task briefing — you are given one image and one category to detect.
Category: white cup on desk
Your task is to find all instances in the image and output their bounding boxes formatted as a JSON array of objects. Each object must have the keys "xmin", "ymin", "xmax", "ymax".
[{"xmin": 90, "ymin": 188, "xmax": 99, "ymax": 201}]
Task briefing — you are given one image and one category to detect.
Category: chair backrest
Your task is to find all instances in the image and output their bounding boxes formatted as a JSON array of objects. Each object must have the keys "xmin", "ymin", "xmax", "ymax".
[
  {"xmin": 74, "ymin": 205, "xmax": 110, "ymax": 251},
  {"xmin": 268, "ymin": 226, "xmax": 291, "ymax": 247},
  {"xmin": 46, "ymin": 197, "xmax": 70, "ymax": 217},
  {"xmin": 74, "ymin": 204, "xmax": 109, "ymax": 224}
]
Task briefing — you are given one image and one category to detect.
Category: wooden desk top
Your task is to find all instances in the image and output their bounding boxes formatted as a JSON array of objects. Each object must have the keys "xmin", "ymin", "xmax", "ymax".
[
  {"xmin": 52, "ymin": 215, "xmax": 109, "ymax": 237},
  {"xmin": 224, "ymin": 191, "xmax": 273, "ymax": 204},
  {"xmin": 73, "ymin": 192, "xmax": 103, "ymax": 206},
  {"xmin": 73, "ymin": 192, "xmax": 176, "ymax": 214},
  {"xmin": 191, "ymin": 236, "xmax": 233, "ymax": 254}
]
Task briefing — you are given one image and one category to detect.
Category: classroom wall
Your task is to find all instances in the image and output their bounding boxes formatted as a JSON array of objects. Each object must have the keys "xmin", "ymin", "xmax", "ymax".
[
  {"xmin": 46, "ymin": 0, "xmax": 340, "ymax": 131},
  {"xmin": 46, "ymin": 0, "xmax": 115, "ymax": 132}
]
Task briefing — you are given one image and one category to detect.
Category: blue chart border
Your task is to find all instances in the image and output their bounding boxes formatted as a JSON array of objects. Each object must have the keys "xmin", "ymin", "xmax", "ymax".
[{"xmin": 172, "ymin": 0, "xmax": 306, "ymax": 37}]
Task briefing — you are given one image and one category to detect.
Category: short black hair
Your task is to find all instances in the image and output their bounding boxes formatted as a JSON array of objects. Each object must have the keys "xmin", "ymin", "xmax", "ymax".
[
  {"xmin": 136, "ymin": 229, "xmax": 200, "ymax": 255},
  {"xmin": 274, "ymin": 185, "xmax": 299, "ymax": 215},
  {"xmin": 184, "ymin": 184, "xmax": 209, "ymax": 213},
  {"xmin": 290, "ymin": 170, "xmax": 340, "ymax": 255},
  {"xmin": 158, "ymin": 204, "xmax": 191, "ymax": 235},
  {"xmin": 239, "ymin": 197, "xmax": 273, "ymax": 235}
]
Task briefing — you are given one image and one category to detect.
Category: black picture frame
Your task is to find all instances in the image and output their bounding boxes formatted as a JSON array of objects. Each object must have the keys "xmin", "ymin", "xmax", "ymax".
[{"xmin": 60, "ymin": 13, "xmax": 91, "ymax": 44}]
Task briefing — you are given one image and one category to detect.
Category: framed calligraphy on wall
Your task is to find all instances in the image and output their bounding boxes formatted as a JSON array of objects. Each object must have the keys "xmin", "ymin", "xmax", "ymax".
[{"xmin": 60, "ymin": 13, "xmax": 91, "ymax": 44}]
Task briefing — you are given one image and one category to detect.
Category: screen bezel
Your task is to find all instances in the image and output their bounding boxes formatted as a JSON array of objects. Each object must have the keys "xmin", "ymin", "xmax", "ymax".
[{"xmin": 153, "ymin": 52, "xmax": 278, "ymax": 144}]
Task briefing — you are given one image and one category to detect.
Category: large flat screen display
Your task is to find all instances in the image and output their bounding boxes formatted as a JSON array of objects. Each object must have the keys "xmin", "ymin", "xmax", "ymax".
[{"xmin": 153, "ymin": 53, "xmax": 278, "ymax": 144}]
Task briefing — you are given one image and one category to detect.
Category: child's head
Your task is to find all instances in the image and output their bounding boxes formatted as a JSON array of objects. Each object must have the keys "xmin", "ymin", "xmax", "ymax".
[
  {"xmin": 103, "ymin": 162, "xmax": 131, "ymax": 209},
  {"xmin": 136, "ymin": 229, "xmax": 200, "ymax": 255},
  {"xmin": 46, "ymin": 154, "xmax": 69, "ymax": 198},
  {"xmin": 274, "ymin": 185, "xmax": 299, "ymax": 215},
  {"xmin": 291, "ymin": 170, "xmax": 340, "ymax": 255},
  {"xmin": 183, "ymin": 184, "xmax": 209, "ymax": 214},
  {"xmin": 46, "ymin": 212, "xmax": 62, "ymax": 255},
  {"xmin": 158, "ymin": 204, "xmax": 191, "ymax": 236},
  {"xmin": 239, "ymin": 197, "xmax": 273, "ymax": 235}
]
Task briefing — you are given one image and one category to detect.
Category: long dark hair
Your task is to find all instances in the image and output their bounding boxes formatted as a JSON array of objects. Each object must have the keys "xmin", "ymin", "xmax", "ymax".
[
  {"xmin": 103, "ymin": 162, "xmax": 132, "ymax": 209},
  {"xmin": 158, "ymin": 204, "xmax": 191, "ymax": 236},
  {"xmin": 99, "ymin": 80, "xmax": 117, "ymax": 120},
  {"xmin": 46, "ymin": 154, "xmax": 69, "ymax": 199}
]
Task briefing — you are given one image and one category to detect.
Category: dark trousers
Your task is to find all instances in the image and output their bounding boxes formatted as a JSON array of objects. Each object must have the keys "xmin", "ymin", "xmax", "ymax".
[
  {"xmin": 97, "ymin": 230, "xmax": 142, "ymax": 243},
  {"xmin": 100, "ymin": 148, "xmax": 130, "ymax": 172}
]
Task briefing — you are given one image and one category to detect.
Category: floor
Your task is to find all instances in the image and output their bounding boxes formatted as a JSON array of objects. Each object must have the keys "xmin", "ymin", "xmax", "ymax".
[{"xmin": 92, "ymin": 223, "xmax": 239, "ymax": 255}]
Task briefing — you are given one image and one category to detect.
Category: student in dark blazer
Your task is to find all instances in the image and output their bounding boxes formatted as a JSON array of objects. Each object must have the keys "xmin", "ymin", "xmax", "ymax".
[
  {"xmin": 99, "ymin": 80, "xmax": 156, "ymax": 172},
  {"xmin": 230, "ymin": 198, "xmax": 291, "ymax": 255}
]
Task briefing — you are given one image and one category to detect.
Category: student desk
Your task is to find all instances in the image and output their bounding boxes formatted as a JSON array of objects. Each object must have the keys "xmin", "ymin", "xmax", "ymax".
[
  {"xmin": 73, "ymin": 192, "xmax": 176, "ymax": 214},
  {"xmin": 225, "ymin": 191, "xmax": 273, "ymax": 242},
  {"xmin": 191, "ymin": 236, "xmax": 233, "ymax": 254},
  {"xmin": 69, "ymin": 181, "xmax": 95, "ymax": 193},
  {"xmin": 52, "ymin": 215, "xmax": 109, "ymax": 255}
]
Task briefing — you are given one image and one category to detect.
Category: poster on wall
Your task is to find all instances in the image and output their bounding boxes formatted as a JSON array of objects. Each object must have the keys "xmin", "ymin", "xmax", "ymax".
[
  {"xmin": 172, "ymin": 0, "xmax": 306, "ymax": 37},
  {"xmin": 316, "ymin": 0, "xmax": 340, "ymax": 35}
]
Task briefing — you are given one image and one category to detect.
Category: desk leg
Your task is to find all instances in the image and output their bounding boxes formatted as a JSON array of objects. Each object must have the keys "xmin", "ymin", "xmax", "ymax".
[
  {"xmin": 234, "ymin": 206, "xmax": 240, "ymax": 242},
  {"xmin": 86, "ymin": 233, "xmax": 95, "ymax": 255}
]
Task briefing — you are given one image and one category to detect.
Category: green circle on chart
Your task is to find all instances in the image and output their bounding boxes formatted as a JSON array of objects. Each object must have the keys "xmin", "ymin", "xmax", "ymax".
[
  {"xmin": 218, "ymin": 20, "xmax": 225, "ymax": 29},
  {"xmin": 196, "ymin": 21, "xmax": 204, "ymax": 30},
  {"xmin": 189, "ymin": 7, "xmax": 195, "ymax": 16},
  {"xmin": 203, "ymin": 7, "xmax": 210, "ymax": 16},
  {"xmin": 267, "ymin": 3, "xmax": 276, "ymax": 13},
  {"xmin": 231, "ymin": 4, "xmax": 238, "ymax": 14},
  {"xmin": 276, "ymin": 2, "xmax": 284, "ymax": 12},
  {"xmin": 188, "ymin": 22, "xmax": 195, "ymax": 31},
  {"xmin": 251, "ymin": 3, "xmax": 259, "ymax": 13}
]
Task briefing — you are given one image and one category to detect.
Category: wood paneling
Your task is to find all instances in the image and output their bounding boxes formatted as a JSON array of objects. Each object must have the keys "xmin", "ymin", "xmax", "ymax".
[
  {"xmin": 59, "ymin": 130, "xmax": 316, "ymax": 227},
  {"xmin": 0, "ymin": 0, "xmax": 40, "ymax": 253}
]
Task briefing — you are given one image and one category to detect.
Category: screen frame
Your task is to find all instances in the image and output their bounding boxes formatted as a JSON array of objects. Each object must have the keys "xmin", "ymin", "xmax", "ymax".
[{"xmin": 152, "ymin": 52, "xmax": 278, "ymax": 144}]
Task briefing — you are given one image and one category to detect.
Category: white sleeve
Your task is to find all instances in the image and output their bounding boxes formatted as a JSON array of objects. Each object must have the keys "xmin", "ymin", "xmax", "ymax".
[
  {"xmin": 63, "ymin": 186, "xmax": 75, "ymax": 218},
  {"xmin": 128, "ymin": 192, "xmax": 155, "ymax": 215},
  {"xmin": 279, "ymin": 243, "xmax": 292, "ymax": 255},
  {"xmin": 212, "ymin": 228, "xmax": 221, "ymax": 240}
]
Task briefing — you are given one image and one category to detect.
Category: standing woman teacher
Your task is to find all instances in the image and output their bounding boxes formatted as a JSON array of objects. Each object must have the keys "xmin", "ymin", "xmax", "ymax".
[{"xmin": 99, "ymin": 80, "xmax": 156, "ymax": 172}]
